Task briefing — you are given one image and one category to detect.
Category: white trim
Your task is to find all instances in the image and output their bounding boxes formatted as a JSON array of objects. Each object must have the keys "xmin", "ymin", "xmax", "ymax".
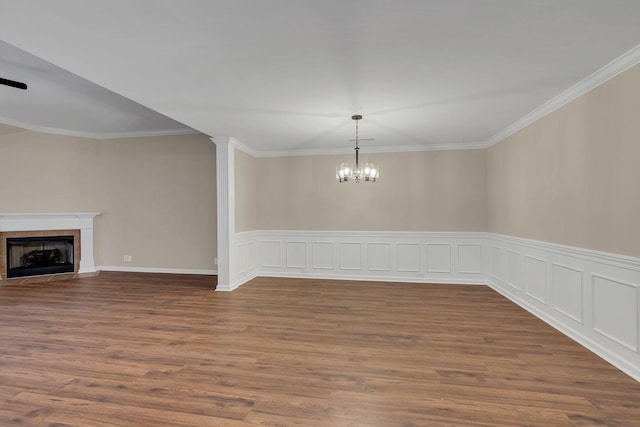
[
  {"xmin": 243, "ymin": 142, "xmax": 485, "ymax": 158},
  {"xmin": 213, "ymin": 137, "xmax": 248, "ymax": 291},
  {"xmin": 0, "ymin": 115, "xmax": 198, "ymax": 140},
  {"xmin": 98, "ymin": 266, "xmax": 217, "ymax": 275},
  {"xmin": 0, "ymin": 212, "xmax": 101, "ymax": 221},
  {"xmin": 258, "ymin": 230, "xmax": 487, "ymax": 239},
  {"xmin": 483, "ymin": 43, "xmax": 640, "ymax": 148},
  {"xmin": 225, "ymin": 138, "xmax": 260, "ymax": 157}
]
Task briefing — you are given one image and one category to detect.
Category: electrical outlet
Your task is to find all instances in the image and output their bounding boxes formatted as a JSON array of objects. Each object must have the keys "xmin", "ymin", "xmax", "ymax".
[{"xmin": 123, "ymin": 255, "xmax": 132, "ymax": 262}]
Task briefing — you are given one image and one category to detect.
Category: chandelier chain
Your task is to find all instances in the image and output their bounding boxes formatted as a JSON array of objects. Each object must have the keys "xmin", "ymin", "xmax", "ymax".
[{"xmin": 336, "ymin": 115, "xmax": 378, "ymax": 183}]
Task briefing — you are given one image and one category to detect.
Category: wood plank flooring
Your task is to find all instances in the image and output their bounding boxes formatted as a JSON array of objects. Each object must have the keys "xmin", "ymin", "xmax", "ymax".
[{"xmin": 0, "ymin": 272, "xmax": 639, "ymax": 426}]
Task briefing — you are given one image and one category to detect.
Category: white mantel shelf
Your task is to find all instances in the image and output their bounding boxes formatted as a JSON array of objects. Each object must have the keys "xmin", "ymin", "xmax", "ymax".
[{"xmin": 0, "ymin": 212, "xmax": 101, "ymax": 276}]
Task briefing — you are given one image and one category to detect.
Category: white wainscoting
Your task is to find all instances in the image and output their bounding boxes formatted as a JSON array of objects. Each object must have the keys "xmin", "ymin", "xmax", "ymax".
[
  {"xmin": 233, "ymin": 231, "xmax": 260, "ymax": 288},
  {"xmin": 239, "ymin": 231, "xmax": 486, "ymax": 285},
  {"xmin": 488, "ymin": 233, "xmax": 640, "ymax": 381}
]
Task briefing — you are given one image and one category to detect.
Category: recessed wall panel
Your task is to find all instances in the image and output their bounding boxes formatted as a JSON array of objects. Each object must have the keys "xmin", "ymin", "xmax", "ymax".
[
  {"xmin": 458, "ymin": 244, "xmax": 482, "ymax": 274},
  {"xmin": 524, "ymin": 256, "xmax": 547, "ymax": 303},
  {"xmin": 426, "ymin": 244, "xmax": 451, "ymax": 273},
  {"xmin": 552, "ymin": 264, "xmax": 583, "ymax": 323},
  {"xmin": 286, "ymin": 241, "xmax": 307, "ymax": 268},
  {"xmin": 237, "ymin": 242, "xmax": 248, "ymax": 274},
  {"xmin": 593, "ymin": 275, "xmax": 638, "ymax": 351},
  {"xmin": 339, "ymin": 243, "xmax": 361, "ymax": 270},
  {"xmin": 490, "ymin": 246, "xmax": 503, "ymax": 280},
  {"xmin": 312, "ymin": 242, "xmax": 333, "ymax": 270},
  {"xmin": 368, "ymin": 243, "xmax": 390, "ymax": 271},
  {"xmin": 261, "ymin": 240, "xmax": 281, "ymax": 268},
  {"xmin": 505, "ymin": 250, "xmax": 522, "ymax": 290},
  {"xmin": 397, "ymin": 243, "xmax": 420, "ymax": 272}
]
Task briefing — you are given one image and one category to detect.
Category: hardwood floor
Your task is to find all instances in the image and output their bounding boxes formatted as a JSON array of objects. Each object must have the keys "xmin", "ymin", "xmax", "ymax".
[{"xmin": 0, "ymin": 272, "xmax": 639, "ymax": 426}]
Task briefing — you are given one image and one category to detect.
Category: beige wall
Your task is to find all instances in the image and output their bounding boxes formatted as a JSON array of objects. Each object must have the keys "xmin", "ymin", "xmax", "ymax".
[
  {"xmin": 256, "ymin": 150, "xmax": 487, "ymax": 231},
  {"xmin": 235, "ymin": 148, "xmax": 258, "ymax": 232},
  {"xmin": 488, "ymin": 64, "xmax": 640, "ymax": 258},
  {"xmin": 4, "ymin": 63, "xmax": 636, "ymax": 269},
  {"xmin": 0, "ymin": 129, "xmax": 217, "ymax": 270}
]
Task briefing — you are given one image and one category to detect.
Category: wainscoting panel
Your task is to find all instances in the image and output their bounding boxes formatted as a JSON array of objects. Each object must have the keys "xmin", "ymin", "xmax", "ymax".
[
  {"xmin": 524, "ymin": 255, "xmax": 547, "ymax": 303},
  {"xmin": 592, "ymin": 274, "xmax": 638, "ymax": 352},
  {"xmin": 426, "ymin": 244, "xmax": 451, "ymax": 273},
  {"xmin": 488, "ymin": 234, "xmax": 640, "ymax": 381},
  {"xmin": 234, "ymin": 231, "xmax": 259, "ymax": 286},
  {"xmin": 367, "ymin": 243, "xmax": 391, "ymax": 271},
  {"xmin": 312, "ymin": 241, "xmax": 334, "ymax": 270},
  {"xmin": 397, "ymin": 243, "xmax": 421, "ymax": 272},
  {"xmin": 260, "ymin": 240, "xmax": 281, "ymax": 268},
  {"xmin": 286, "ymin": 242, "xmax": 307, "ymax": 269},
  {"xmin": 255, "ymin": 231, "xmax": 486, "ymax": 284},
  {"xmin": 458, "ymin": 244, "xmax": 483, "ymax": 274},
  {"xmin": 490, "ymin": 246, "xmax": 504, "ymax": 280},
  {"xmin": 505, "ymin": 250, "xmax": 522, "ymax": 291},
  {"xmin": 552, "ymin": 263, "xmax": 584, "ymax": 324},
  {"xmin": 340, "ymin": 243, "xmax": 362, "ymax": 271}
]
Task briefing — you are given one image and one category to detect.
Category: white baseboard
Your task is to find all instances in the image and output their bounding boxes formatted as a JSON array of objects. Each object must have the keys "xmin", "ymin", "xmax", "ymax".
[
  {"xmin": 257, "ymin": 270, "xmax": 486, "ymax": 285},
  {"xmin": 216, "ymin": 270, "xmax": 258, "ymax": 292}
]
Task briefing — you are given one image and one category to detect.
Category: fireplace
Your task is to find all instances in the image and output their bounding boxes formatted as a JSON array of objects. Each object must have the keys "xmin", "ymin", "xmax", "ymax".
[
  {"xmin": 6, "ymin": 235, "xmax": 75, "ymax": 278},
  {"xmin": 0, "ymin": 212, "xmax": 99, "ymax": 285}
]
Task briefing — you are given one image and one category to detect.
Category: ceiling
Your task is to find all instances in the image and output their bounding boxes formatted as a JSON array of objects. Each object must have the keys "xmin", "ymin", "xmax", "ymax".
[
  {"xmin": 0, "ymin": 41, "xmax": 194, "ymax": 139},
  {"xmin": 1, "ymin": 0, "xmax": 640, "ymax": 154}
]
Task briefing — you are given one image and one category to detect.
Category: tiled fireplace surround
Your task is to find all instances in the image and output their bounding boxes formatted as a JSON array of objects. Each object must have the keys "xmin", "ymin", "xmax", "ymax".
[{"xmin": 0, "ymin": 213, "xmax": 99, "ymax": 280}]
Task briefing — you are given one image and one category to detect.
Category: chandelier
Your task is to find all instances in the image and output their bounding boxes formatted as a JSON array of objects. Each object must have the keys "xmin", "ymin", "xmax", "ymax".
[{"xmin": 336, "ymin": 115, "xmax": 379, "ymax": 183}]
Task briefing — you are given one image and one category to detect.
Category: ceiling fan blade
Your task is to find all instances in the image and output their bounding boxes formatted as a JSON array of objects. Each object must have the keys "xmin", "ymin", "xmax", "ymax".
[{"xmin": 0, "ymin": 77, "xmax": 28, "ymax": 90}]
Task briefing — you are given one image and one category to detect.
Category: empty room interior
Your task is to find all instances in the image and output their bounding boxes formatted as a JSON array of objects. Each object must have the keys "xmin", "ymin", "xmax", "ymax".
[{"xmin": 1, "ymin": 1, "xmax": 640, "ymax": 425}]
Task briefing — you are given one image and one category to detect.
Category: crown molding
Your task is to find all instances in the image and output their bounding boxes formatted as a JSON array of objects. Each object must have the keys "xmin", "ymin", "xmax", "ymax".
[
  {"xmin": 0, "ymin": 115, "xmax": 197, "ymax": 140},
  {"xmin": 482, "ymin": 43, "xmax": 640, "ymax": 148},
  {"xmin": 228, "ymin": 141, "xmax": 485, "ymax": 158}
]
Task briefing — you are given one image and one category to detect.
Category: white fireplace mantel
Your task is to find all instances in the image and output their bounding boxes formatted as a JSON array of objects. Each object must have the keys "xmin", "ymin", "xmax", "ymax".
[{"xmin": 0, "ymin": 212, "xmax": 100, "ymax": 275}]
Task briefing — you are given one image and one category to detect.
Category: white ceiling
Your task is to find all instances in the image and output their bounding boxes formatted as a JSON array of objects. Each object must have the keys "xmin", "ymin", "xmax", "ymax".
[
  {"xmin": 0, "ymin": 41, "xmax": 194, "ymax": 139},
  {"xmin": 1, "ymin": 0, "xmax": 640, "ymax": 154}
]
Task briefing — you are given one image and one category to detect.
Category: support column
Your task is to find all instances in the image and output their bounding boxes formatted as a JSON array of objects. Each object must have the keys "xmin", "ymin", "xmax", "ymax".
[{"xmin": 212, "ymin": 137, "xmax": 236, "ymax": 291}]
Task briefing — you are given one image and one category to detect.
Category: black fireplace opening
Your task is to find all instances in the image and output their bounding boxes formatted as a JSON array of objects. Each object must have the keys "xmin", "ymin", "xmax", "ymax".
[{"xmin": 6, "ymin": 236, "xmax": 75, "ymax": 278}]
